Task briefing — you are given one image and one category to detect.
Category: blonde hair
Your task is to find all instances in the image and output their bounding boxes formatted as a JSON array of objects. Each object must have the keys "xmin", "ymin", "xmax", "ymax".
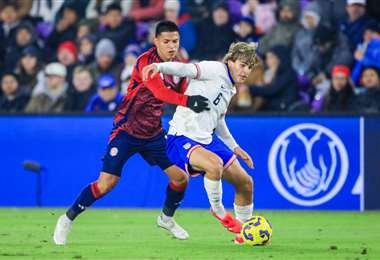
[{"xmin": 222, "ymin": 42, "xmax": 259, "ymax": 68}]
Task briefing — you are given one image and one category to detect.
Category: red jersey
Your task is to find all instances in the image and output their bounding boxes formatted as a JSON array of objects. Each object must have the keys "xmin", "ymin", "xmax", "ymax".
[{"xmin": 113, "ymin": 47, "xmax": 187, "ymax": 139}]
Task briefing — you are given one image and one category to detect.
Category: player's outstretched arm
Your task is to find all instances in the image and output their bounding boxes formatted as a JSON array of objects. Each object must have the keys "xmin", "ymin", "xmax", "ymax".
[
  {"xmin": 144, "ymin": 74, "xmax": 209, "ymax": 113},
  {"xmin": 142, "ymin": 62, "xmax": 198, "ymax": 81},
  {"xmin": 215, "ymin": 116, "xmax": 254, "ymax": 169}
]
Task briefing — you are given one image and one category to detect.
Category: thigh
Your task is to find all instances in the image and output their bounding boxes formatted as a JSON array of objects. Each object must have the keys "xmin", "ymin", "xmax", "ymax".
[
  {"xmin": 102, "ymin": 131, "xmax": 138, "ymax": 176},
  {"xmin": 140, "ymin": 132, "xmax": 173, "ymax": 170},
  {"xmin": 205, "ymin": 135, "xmax": 236, "ymax": 169}
]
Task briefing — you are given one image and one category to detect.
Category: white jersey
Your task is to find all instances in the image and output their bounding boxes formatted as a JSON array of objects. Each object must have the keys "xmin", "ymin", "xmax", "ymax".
[{"xmin": 155, "ymin": 61, "xmax": 238, "ymax": 150}]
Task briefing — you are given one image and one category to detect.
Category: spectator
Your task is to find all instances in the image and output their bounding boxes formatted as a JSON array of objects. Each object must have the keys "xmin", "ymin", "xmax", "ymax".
[
  {"xmin": 0, "ymin": 72, "xmax": 29, "ymax": 112},
  {"xmin": 29, "ymin": 1, "xmax": 64, "ymax": 23},
  {"xmin": 163, "ymin": 0, "xmax": 196, "ymax": 53},
  {"xmin": 14, "ymin": 46, "xmax": 43, "ymax": 95},
  {"xmin": 86, "ymin": 0, "xmax": 133, "ymax": 19},
  {"xmin": 341, "ymin": 0, "xmax": 375, "ymax": 51},
  {"xmin": 0, "ymin": 3, "xmax": 22, "ymax": 71},
  {"xmin": 309, "ymin": 25, "xmax": 353, "ymax": 84},
  {"xmin": 185, "ymin": 0, "xmax": 214, "ymax": 22},
  {"xmin": 323, "ymin": 65, "xmax": 354, "ymax": 111},
  {"xmin": 85, "ymin": 74, "xmax": 122, "ymax": 112},
  {"xmin": 120, "ymin": 44, "xmax": 141, "ymax": 94},
  {"xmin": 57, "ymin": 41, "xmax": 77, "ymax": 82},
  {"xmin": 46, "ymin": 5, "xmax": 79, "ymax": 52},
  {"xmin": 351, "ymin": 21, "xmax": 380, "ymax": 84},
  {"xmin": 76, "ymin": 18, "xmax": 98, "ymax": 40},
  {"xmin": 25, "ymin": 62, "xmax": 68, "ymax": 113},
  {"xmin": 258, "ymin": 0, "xmax": 301, "ymax": 55},
  {"xmin": 292, "ymin": 1, "xmax": 321, "ymax": 78},
  {"xmin": 90, "ymin": 38, "xmax": 121, "ymax": 82},
  {"xmin": 192, "ymin": 2, "xmax": 236, "ymax": 60},
  {"xmin": 4, "ymin": 21, "xmax": 40, "ymax": 71},
  {"xmin": 64, "ymin": 66, "xmax": 96, "ymax": 111},
  {"xmin": 98, "ymin": 2, "xmax": 136, "ymax": 53},
  {"xmin": 349, "ymin": 66, "xmax": 380, "ymax": 112},
  {"xmin": 235, "ymin": 16, "xmax": 260, "ymax": 43},
  {"xmin": 128, "ymin": 0, "xmax": 164, "ymax": 21},
  {"xmin": 241, "ymin": 0, "xmax": 277, "ymax": 33},
  {"xmin": 77, "ymin": 34, "xmax": 97, "ymax": 66},
  {"xmin": 250, "ymin": 45, "xmax": 300, "ymax": 111}
]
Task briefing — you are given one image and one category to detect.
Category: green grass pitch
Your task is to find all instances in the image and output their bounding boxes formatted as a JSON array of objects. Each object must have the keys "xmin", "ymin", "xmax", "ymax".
[{"xmin": 0, "ymin": 208, "xmax": 379, "ymax": 259}]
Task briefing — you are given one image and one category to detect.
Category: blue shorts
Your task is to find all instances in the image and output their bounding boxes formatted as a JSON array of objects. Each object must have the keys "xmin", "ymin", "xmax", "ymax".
[
  {"xmin": 166, "ymin": 134, "xmax": 236, "ymax": 176},
  {"xmin": 102, "ymin": 130, "xmax": 173, "ymax": 176}
]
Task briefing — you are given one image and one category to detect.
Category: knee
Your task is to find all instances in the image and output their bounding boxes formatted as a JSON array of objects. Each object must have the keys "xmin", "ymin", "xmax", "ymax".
[
  {"xmin": 243, "ymin": 175, "xmax": 254, "ymax": 194},
  {"xmin": 172, "ymin": 172, "xmax": 189, "ymax": 187},
  {"xmin": 205, "ymin": 157, "xmax": 224, "ymax": 179}
]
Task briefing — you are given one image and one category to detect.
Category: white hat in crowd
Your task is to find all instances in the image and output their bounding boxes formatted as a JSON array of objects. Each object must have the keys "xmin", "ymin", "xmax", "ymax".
[
  {"xmin": 164, "ymin": 0, "xmax": 180, "ymax": 11},
  {"xmin": 347, "ymin": 0, "xmax": 366, "ymax": 5},
  {"xmin": 45, "ymin": 62, "xmax": 67, "ymax": 77}
]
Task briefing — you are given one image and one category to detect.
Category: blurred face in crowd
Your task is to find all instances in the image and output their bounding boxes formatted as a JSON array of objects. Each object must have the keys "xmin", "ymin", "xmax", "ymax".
[
  {"xmin": 303, "ymin": 14, "xmax": 318, "ymax": 29},
  {"xmin": 332, "ymin": 73, "xmax": 349, "ymax": 91},
  {"xmin": 77, "ymin": 24, "xmax": 90, "ymax": 39},
  {"xmin": 213, "ymin": 8, "xmax": 229, "ymax": 26},
  {"xmin": 0, "ymin": 5, "xmax": 18, "ymax": 25},
  {"xmin": 346, "ymin": 4, "xmax": 365, "ymax": 22},
  {"xmin": 46, "ymin": 75, "xmax": 65, "ymax": 89},
  {"xmin": 280, "ymin": 6, "xmax": 295, "ymax": 22},
  {"xmin": 58, "ymin": 49, "xmax": 76, "ymax": 66},
  {"xmin": 154, "ymin": 31, "xmax": 180, "ymax": 61},
  {"xmin": 73, "ymin": 70, "xmax": 93, "ymax": 92},
  {"xmin": 164, "ymin": 8, "xmax": 179, "ymax": 22},
  {"xmin": 79, "ymin": 38, "xmax": 94, "ymax": 56},
  {"xmin": 124, "ymin": 53, "xmax": 137, "ymax": 67},
  {"xmin": 319, "ymin": 42, "xmax": 333, "ymax": 54},
  {"xmin": 62, "ymin": 8, "xmax": 78, "ymax": 26},
  {"xmin": 361, "ymin": 68, "xmax": 380, "ymax": 89},
  {"xmin": 97, "ymin": 55, "xmax": 113, "ymax": 69},
  {"xmin": 21, "ymin": 55, "xmax": 38, "ymax": 73},
  {"xmin": 239, "ymin": 21, "xmax": 253, "ymax": 38},
  {"xmin": 1, "ymin": 74, "xmax": 18, "ymax": 96},
  {"xmin": 99, "ymin": 87, "xmax": 118, "ymax": 102},
  {"xmin": 228, "ymin": 59, "xmax": 252, "ymax": 84},
  {"xmin": 105, "ymin": 10, "xmax": 123, "ymax": 28},
  {"xmin": 247, "ymin": 0, "xmax": 258, "ymax": 12},
  {"xmin": 265, "ymin": 52, "xmax": 279, "ymax": 69},
  {"xmin": 16, "ymin": 28, "xmax": 32, "ymax": 46}
]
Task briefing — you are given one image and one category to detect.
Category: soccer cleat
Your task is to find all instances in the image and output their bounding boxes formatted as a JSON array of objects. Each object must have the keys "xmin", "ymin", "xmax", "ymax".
[
  {"xmin": 53, "ymin": 214, "xmax": 72, "ymax": 245},
  {"xmin": 210, "ymin": 208, "xmax": 242, "ymax": 234},
  {"xmin": 233, "ymin": 234, "xmax": 245, "ymax": 245},
  {"xmin": 157, "ymin": 215, "xmax": 189, "ymax": 240}
]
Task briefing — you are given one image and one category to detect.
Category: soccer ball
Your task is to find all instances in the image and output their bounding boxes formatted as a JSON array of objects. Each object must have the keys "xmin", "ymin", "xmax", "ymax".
[{"xmin": 240, "ymin": 216, "xmax": 272, "ymax": 246}]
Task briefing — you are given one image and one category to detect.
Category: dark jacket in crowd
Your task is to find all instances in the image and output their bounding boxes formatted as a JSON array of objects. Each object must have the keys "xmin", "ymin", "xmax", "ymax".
[
  {"xmin": 97, "ymin": 19, "xmax": 136, "ymax": 53},
  {"xmin": 0, "ymin": 92, "xmax": 30, "ymax": 112},
  {"xmin": 341, "ymin": 14, "xmax": 376, "ymax": 51},
  {"xmin": 348, "ymin": 88, "xmax": 380, "ymax": 113},
  {"xmin": 324, "ymin": 84, "xmax": 354, "ymax": 111},
  {"xmin": 250, "ymin": 46, "xmax": 299, "ymax": 111},
  {"xmin": 64, "ymin": 85, "xmax": 96, "ymax": 111}
]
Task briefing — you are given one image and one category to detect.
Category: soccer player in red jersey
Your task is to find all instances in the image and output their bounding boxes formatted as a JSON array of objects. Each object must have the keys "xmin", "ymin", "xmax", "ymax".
[{"xmin": 53, "ymin": 21, "xmax": 209, "ymax": 245}]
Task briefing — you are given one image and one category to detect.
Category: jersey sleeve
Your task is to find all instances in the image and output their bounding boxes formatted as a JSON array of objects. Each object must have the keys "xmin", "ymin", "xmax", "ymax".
[
  {"xmin": 215, "ymin": 115, "xmax": 239, "ymax": 150},
  {"xmin": 143, "ymin": 74, "xmax": 188, "ymax": 106}
]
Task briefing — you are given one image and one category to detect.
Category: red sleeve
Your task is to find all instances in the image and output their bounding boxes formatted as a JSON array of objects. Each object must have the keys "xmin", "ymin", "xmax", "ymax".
[{"xmin": 144, "ymin": 75, "xmax": 188, "ymax": 106}]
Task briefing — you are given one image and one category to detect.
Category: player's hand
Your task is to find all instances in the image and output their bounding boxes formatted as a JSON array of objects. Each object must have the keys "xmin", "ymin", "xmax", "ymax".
[
  {"xmin": 142, "ymin": 64, "xmax": 159, "ymax": 81},
  {"xmin": 234, "ymin": 147, "xmax": 254, "ymax": 169},
  {"xmin": 186, "ymin": 95, "xmax": 210, "ymax": 113}
]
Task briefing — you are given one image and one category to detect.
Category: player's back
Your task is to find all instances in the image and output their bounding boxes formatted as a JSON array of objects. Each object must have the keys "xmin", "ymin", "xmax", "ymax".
[{"xmin": 169, "ymin": 61, "xmax": 236, "ymax": 144}]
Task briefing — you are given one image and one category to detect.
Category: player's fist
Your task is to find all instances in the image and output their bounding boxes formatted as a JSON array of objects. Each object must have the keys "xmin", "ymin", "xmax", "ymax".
[
  {"xmin": 186, "ymin": 95, "xmax": 210, "ymax": 113},
  {"xmin": 142, "ymin": 64, "xmax": 159, "ymax": 81}
]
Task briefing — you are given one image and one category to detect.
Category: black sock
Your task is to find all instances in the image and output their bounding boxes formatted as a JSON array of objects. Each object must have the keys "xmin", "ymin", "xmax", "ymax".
[
  {"xmin": 162, "ymin": 182, "xmax": 186, "ymax": 217},
  {"xmin": 66, "ymin": 182, "xmax": 102, "ymax": 221}
]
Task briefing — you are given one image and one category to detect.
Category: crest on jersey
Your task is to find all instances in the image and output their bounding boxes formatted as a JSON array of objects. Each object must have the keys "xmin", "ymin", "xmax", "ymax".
[
  {"xmin": 110, "ymin": 147, "xmax": 118, "ymax": 157},
  {"xmin": 183, "ymin": 143, "xmax": 191, "ymax": 150},
  {"xmin": 268, "ymin": 123, "xmax": 349, "ymax": 206}
]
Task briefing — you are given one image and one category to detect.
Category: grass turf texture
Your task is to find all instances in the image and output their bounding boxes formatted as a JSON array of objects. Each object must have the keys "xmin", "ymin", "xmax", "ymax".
[{"xmin": 0, "ymin": 209, "xmax": 379, "ymax": 259}]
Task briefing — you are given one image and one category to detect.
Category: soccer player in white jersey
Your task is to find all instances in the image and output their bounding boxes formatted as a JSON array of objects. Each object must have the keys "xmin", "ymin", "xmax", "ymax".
[{"xmin": 142, "ymin": 42, "xmax": 258, "ymax": 244}]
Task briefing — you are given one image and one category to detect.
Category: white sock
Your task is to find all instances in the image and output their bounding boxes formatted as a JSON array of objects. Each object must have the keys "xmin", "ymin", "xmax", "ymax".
[
  {"xmin": 234, "ymin": 203, "xmax": 253, "ymax": 223},
  {"xmin": 204, "ymin": 177, "xmax": 225, "ymax": 217},
  {"xmin": 160, "ymin": 212, "xmax": 172, "ymax": 222}
]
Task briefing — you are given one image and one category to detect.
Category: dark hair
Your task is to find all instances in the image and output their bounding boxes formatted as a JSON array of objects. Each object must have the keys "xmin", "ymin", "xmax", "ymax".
[
  {"xmin": 0, "ymin": 2, "xmax": 18, "ymax": 11},
  {"xmin": 155, "ymin": 20, "xmax": 179, "ymax": 37},
  {"xmin": 105, "ymin": 3, "xmax": 122, "ymax": 14},
  {"xmin": 1, "ymin": 72, "xmax": 18, "ymax": 83}
]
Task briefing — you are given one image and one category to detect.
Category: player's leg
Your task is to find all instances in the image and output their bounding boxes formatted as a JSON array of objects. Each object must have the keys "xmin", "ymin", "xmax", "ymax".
[
  {"xmin": 189, "ymin": 147, "xmax": 226, "ymax": 217},
  {"xmin": 54, "ymin": 130, "xmax": 134, "ymax": 245},
  {"xmin": 222, "ymin": 159, "xmax": 254, "ymax": 224},
  {"xmin": 140, "ymin": 133, "xmax": 189, "ymax": 239}
]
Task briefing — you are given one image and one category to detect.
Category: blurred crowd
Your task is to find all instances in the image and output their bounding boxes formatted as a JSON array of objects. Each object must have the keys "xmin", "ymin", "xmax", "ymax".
[{"xmin": 0, "ymin": 0, "xmax": 380, "ymax": 114}]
